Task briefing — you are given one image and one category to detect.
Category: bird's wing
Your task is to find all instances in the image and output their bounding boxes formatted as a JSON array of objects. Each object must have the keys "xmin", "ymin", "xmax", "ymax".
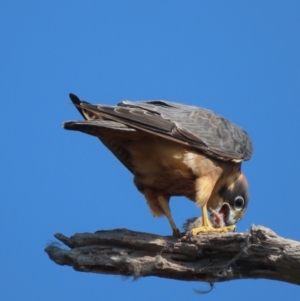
[
  {"xmin": 64, "ymin": 94, "xmax": 253, "ymax": 162},
  {"xmin": 65, "ymin": 94, "xmax": 138, "ymax": 173}
]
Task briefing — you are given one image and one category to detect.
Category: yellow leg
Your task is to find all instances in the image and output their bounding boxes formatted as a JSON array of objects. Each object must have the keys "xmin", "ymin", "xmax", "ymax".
[{"xmin": 190, "ymin": 204, "xmax": 235, "ymax": 236}]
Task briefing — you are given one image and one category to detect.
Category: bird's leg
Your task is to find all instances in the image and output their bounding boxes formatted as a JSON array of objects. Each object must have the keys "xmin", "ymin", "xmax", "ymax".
[
  {"xmin": 201, "ymin": 203, "xmax": 211, "ymax": 227},
  {"xmin": 144, "ymin": 189, "xmax": 180, "ymax": 237},
  {"xmin": 189, "ymin": 203, "xmax": 214, "ymax": 235},
  {"xmin": 157, "ymin": 195, "xmax": 180, "ymax": 237}
]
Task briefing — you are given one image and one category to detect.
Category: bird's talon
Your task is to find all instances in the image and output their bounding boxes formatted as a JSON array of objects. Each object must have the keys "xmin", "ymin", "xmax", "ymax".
[
  {"xmin": 190, "ymin": 224, "xmax": 236, "ymax": 236},
  {"xmin": 226, "ymin": 225, "xmax": 236, "ymax": 232}
]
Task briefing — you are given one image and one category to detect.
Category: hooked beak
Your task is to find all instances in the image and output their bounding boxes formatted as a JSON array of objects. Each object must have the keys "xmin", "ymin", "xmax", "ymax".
[
  {"xmin": 209, "ymin": 203, "xmax": 234, "ymax": 227},
  {"xmin": 219, "ymin": 203, "xmax": 231, "ymax": 225}
]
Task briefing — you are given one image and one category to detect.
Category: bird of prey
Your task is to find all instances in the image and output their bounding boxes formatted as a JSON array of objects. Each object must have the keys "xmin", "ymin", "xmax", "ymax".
[{"xmin": 64, "ymin": 93, "xmax": 252, "ymax": 237}]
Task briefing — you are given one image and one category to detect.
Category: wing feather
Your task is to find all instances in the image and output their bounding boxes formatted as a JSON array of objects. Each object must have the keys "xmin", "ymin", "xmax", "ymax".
[{"xmin": 64, "ymin": 94, "xmax": 253, "ymax": 161}]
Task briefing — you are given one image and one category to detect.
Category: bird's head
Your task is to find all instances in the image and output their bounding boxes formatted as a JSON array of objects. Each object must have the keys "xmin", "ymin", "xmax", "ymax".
[{"xmin": 211, "ymin": 172, "xmax": 249, "ymax": 227}]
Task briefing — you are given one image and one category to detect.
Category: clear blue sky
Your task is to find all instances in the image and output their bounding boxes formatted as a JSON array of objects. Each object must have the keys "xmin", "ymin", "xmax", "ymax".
[{"xmin": 1, "ymin": 1, "xmax": 299, "ymax": 300}]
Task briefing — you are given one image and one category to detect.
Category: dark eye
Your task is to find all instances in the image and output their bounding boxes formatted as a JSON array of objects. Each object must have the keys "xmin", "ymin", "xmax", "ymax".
[{"xmin": 234, "ymin": 196, "xmax": 244, "ymax": 210}]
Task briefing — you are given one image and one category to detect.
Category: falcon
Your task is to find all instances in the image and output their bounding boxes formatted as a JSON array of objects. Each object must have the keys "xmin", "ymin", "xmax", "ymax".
[{"xmin": 64, "ymin": 93, "xmax": 252, "ymax": 237}]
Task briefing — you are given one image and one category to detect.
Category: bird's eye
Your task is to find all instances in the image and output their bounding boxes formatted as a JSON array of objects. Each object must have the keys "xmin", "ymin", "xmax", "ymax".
[{"xmin": 234, "ymin": 196, "xmax": 244, "ymax": 210}]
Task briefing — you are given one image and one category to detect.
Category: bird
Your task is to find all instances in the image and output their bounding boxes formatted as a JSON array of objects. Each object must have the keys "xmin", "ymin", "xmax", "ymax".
[{"xmin": 63, "ymin": 93, "xmax": 253, "ymax": 237}]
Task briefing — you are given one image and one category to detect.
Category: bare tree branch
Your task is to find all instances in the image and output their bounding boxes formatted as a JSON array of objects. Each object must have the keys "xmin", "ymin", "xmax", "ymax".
[{"xmin": 45, "ymin": 225, "xmax": 300, "ymax": 285}]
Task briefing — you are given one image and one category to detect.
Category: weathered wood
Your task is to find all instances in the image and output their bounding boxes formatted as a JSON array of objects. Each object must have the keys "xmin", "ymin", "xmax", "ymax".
[{"xmin": 45, "ymin": 225, "xmax": 300, "ymax": 285}]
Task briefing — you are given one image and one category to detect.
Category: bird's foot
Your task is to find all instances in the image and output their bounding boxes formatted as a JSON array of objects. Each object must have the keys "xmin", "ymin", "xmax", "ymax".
[
  {"xmin": 190, "ymin": 224, "xmax": 236, "ymax": 236},
  {"xmin": 172, "ymin": 228, "xmax": 181, "ymax": 238}
]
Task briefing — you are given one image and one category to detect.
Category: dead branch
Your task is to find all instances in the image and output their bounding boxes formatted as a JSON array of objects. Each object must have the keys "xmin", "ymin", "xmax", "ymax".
[{"xmin": 45, "ymin": 225, "xmax": 300, "ymax": 285}]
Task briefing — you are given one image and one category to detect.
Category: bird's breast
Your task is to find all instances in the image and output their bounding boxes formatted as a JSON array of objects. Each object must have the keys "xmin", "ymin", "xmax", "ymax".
[{"xmin": 126, "ymin": 136, "xmax": 222, "ymax": 199}]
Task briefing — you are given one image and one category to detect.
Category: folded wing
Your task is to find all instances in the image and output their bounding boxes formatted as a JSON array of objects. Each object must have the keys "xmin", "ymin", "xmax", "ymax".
[{"xmin": 64, "ymin": 93, "xmax": 253, "ymax": 162}]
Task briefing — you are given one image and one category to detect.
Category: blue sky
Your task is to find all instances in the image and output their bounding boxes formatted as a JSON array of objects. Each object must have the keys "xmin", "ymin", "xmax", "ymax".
[{"xmin": 1, "ymin": 1, "xmax": 299, "ymax": 300}]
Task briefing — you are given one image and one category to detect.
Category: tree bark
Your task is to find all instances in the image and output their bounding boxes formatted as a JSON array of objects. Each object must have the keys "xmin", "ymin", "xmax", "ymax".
[{"xmin": 45, "ymin": 225, "xmax": 300, "ymax": 285}]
